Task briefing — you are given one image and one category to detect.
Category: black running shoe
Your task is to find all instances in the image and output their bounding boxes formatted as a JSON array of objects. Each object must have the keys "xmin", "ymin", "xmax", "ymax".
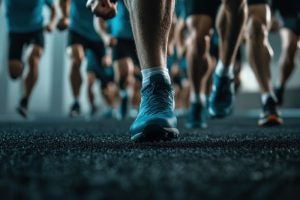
[
  {"xmin": 274, "ymin": 86, "xmax": 284, "ymax": 106},
  {"xmin": 258, "ymin": 96, "xmax": 283, "ymax": 127},
  {"xmin": 17, "ymin": 105, "xmax": 28, "ymax": 119},
  {"xmin": 17, "ymin": 97, "xmax": 28, "ymax": 119},
  {"xmin": 69, "ymin": 102, "xmax": 81, "ymax": 118}
]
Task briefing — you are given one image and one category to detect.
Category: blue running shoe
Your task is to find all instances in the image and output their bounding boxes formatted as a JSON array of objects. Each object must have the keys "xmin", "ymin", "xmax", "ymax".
[
  {"xmin": 209, "ymin": 73, "xmax": 235, "ymax": 118},
  {"xmin": 130, "ymin": 74, "xmax": 179, "ymax": 142},
  {"xmin": 186, "ymin": 102, "xmax": 207, "ymax": 129}
]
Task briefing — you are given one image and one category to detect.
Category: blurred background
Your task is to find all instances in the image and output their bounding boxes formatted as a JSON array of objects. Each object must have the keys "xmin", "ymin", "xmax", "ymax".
[{"xmin": 0, "ymin": 4, "xmax": 299, "ymax": 119}]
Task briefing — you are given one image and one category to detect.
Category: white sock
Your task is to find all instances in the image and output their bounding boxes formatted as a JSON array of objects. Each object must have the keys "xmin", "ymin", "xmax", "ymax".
[
  {"xmin": 261, "ymin": 92, "xmax": 276, "ymax": 104},
  {"xmin": 141, "ymin": 67, "xmax": 171, "ymax": 86},
  {"xmin": 215, "ymin": 60, "xmax": 234, "ymax": 78},
  {"xmin": 190, "ymin": 92, "xmax": 206, "ymax": 106}
]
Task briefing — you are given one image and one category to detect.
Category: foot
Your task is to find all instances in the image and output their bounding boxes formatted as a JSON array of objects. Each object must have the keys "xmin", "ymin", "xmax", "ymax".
[
  {"xmin": 17, "ymin": 105, "xmax": 28, "ymax": 119},
  {"xmin": 102, "ymin": 108, "xmax": 114, "ymax": 119},
  {"xmin": 258, "ymin": 96, "xmax": 283, "ymax": 127},
  {"xmin": 186, "ymin": 102, "xmax": 207, "ymax": 129},
  {"xmin": 129, "ymin": 74, "xmax": 179, "ymax": 142},
  {"xmin": 16, "ymin": 97, "xmax": 28, "ymax": 119},
  {"xmin": 90, "ymin": 105, "xmax": 98, "ymax": 117},
  {"xmin": 209, "ymin": 73, "xmax": 235, "ymax": 118},
  {"xmin": 274, "ymin": 86, "xmax": 284, "ymax": 106},
  {"xmin": 69, "ymin": 102, "xmax": 81, "ymax": 118}
]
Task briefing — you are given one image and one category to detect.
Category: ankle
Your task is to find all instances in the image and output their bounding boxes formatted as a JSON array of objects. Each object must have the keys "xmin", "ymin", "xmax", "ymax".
[
  {"xmin": 20, "ymin": 96, "xmax": 28, "ymax": 108},
  {"xmin": 141, "ymin": 67, "xmax": 171, "ymax": 87},
  {"xmin": 190, "ymin": 92, "xmax": 206, "ymax": 106},
  {"xmin": 215, "ymin": 60, "xmax": 234, "ymax": 78}
]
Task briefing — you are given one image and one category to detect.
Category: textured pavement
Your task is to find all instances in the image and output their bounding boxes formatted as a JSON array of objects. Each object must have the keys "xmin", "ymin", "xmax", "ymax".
[{"xmin": 0, "ymin": 117, "xmax": 300, "ymax": 200}]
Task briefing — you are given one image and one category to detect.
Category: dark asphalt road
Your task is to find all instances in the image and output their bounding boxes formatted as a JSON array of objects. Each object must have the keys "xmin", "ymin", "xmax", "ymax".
[{"xmin": 0, "ymin": 117, "xmax": 300, "ymax": 200}]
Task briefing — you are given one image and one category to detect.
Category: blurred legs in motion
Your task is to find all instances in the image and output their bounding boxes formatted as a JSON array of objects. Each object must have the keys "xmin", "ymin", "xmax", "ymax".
[
  {"xmin": 246, "ymin": 2, "xmax": 283, "ymax": 126},
  {"xmin": 209, "ymin": 0, "xmax": 247, "ymax": 118}
]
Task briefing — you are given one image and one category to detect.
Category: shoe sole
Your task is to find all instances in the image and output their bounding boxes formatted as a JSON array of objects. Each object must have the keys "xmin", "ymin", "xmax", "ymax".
[
  {"xmin": 185, "ymin": 123, "xmax": 208, "ymax": 129},
  {"xmin": 131, "ymin": 125, "xmax": 179, "ymax": 143},
  {"xmin": 258, "ymin": 115, "xmax": 284, "ymax": 127},
  {"xmin": 209, "ymin": 107, "xmax": 232, "ymax": 119},
  {"xmin": 69, "ymin": 111, "xmax": 80, "ymax": 118}
]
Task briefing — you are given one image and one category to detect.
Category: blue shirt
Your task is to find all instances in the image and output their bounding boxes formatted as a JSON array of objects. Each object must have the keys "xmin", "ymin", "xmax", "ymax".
[
  {"xmin": 69, "ymin": 0, "xmax": 102, "ymax": 41},
  {"xmin": 4, "ymin": 0, "xmax": 54, "ymax": 33},
  {"xmin": 107, "ymin": 0, "xmax": 133, "ymax": 40},
  {"xmin": 175, "ymin": 0, "xmax": 187, "ymax": 19}
]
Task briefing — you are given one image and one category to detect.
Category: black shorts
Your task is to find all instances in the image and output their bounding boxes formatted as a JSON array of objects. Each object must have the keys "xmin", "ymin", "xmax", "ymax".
[
  {"xmin": 112, "ymin": 38, "xmax": 139, "ymax": 66},
  {"xmin": 87, "ymin": 65, "xmax": 114, "ymax": 89},
  {"xmin": 68, "ymin": 30, "xmax": 106, "ymax": 63},
  {"xmin": 186, "ymin": 0, "xmax": 221, "ymax": 21},
  {"xmin": 282, "ymin": 17, "xmax": 300, "ymax": 36},
  {"xmin": 275, "ymin": 1, "xmax": 300, "ymax": 35},
  {"xmin": 275, "ymin": 1, "xmax": 300, "ymax": 18},
  {"xmin": 8, "ymin": 29, "xmax": 44, "ymax": 60},
  {"xmin": 247, "ymin": 0, "xmax": 269, "ymax": 6}
]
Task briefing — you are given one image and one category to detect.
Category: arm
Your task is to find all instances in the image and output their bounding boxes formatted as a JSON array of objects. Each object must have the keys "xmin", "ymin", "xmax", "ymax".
[
  {"xmin": 45, "ymin": 3, "xmax": 57, "ymax": 32},
  {"xmin": 87, "ymin": 0, "xmax": 117, "ymax": 20},
  {"xmin": 57, "ymin": 0, "xmax": 70, "ymax": 31},
  {"xmin": 94, "ymin": 17, "xmax": 117, "ymax": 47},
  {"xmin": 94, "ymin": 17, "xmax": 116, "ymax": 67}
]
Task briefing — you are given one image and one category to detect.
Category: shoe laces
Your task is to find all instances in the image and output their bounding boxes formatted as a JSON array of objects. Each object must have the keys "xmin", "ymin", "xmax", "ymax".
[{"xmin": 141, "ymin": 82, "xmax": 174, "ymax": 115}]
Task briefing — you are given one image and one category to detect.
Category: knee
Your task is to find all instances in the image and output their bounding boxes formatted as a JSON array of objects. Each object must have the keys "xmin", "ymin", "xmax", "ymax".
[
  {"xmin": 69, "ymin": 46, "xmax": 84, "ymax": 68},
  {"xmin": 29, "ymin": 46, "xmax": 43, "ymax": 67},
  {"xmin": 87, "ymin": 74, "xmax": 96, "ymax": 86},
  {"xmin": 188, "ymin": 30, "xmax": 210, "ymax": 56},
  {"xmin": 118, "ymin": 60, "xmax": 132, "ymax": 78},
  {"xmin": 71, "ymin": 55, "xmax": 82, "ymax": 74},
  {"xmin": 247, "ymin": 17, "xmax": 266, "ymax": 41},
  {"xmin": 9, "ymin": 60, "xmax": 23, "ymax": 79},
  {"xmin": 71, "ymin": 55, "xmax": 83, "ymax": 69},
  {"xmin": 197, "ymin": 34, "xmax": 210, "ymax": 55},
  {"xmin": 187, "ymin": 17, "xmax": 212, "ymax": 54}
]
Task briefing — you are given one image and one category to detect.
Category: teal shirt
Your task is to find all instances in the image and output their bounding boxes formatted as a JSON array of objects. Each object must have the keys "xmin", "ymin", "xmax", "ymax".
[
  {"xmin": 175, "ymin": 0, "xmax": 187, "ymax": 19},
  {"xmin": 107, "ymin": 0, "xmax": 133, "ymax": 40},
  {"xmin": 69, "ymin": 0, "xmax": 102, "ymax": 41},
  {"xmin": 4, "ymin": 0, "xmax": 54, "ymax": 33}
]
